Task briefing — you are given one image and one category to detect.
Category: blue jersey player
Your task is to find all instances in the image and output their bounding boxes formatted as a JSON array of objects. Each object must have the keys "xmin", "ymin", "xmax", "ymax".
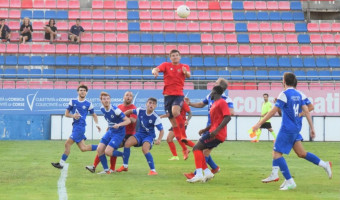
[
  {"xmin": 116, "ymin": 97, "xmax": 164, "ymax": 175},
  {"xmin": 52, "ymin": 85, "xmax": 101, "ymax": 169},
  {"xmin": 253, "ymin": 73, "xmax": 332, "ymax": 190}
]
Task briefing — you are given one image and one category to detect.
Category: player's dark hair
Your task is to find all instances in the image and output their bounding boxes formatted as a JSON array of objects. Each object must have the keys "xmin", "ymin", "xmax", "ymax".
[
  {"xmin": 263, "ymin": 93, "xmax": 269, "ymax": 97},
  {"xmin": 48, "ymin": 19, "xmax": 55, "ymax": 26},
  {"xmin": 76, "ymin": 18, "xmax": 80, "ymax": 21},
  {"xmin": 77, "ymin": 84, "xmax": 88, "ymax": 92},
  {"xmin": 218, "ymin": 78, "xmax": 228, "ymax": 91},
  {"xmin": 283, "ymin": 72, "xmax": 296, "ymax": 87},
  {"xmin": 147, "ymin": 97, "xmax": 157, "ymax": 104},
  {"xmin": 169, "ymin": 49, "xmax": 180, "ymax": 56},
  {"xmin": 293, "ymin": 78, "xmax": 297, "ymax": 88},
  {"xmin": 213, "ymin": 86, "xmax": 224, "ymax": 95}
]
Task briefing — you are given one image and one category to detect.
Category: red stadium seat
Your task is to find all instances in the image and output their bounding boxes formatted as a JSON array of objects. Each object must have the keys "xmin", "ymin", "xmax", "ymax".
[
  {"xmin": 249, "ymin": 34, "xmax": 261, "ymax": 43},
  {"xmin": 129, "ymin": 45, "xmax": 140, "ymax": 54},
  {"xmin": 0, "ymin": 10, "xmax": 8, "ymax": 19},
  {"xmin": 332, "ymin": 23, "xmax": 340, "ymax": 32},
  {"xmin": 92, "ymin": 11, "xmax": 104, "ymax": 20},
  {"xmin": 10, "ymin": 32, "xmax": 20, "ymax": 42},
  {"xmin": 178, "ymin": 45, "xmax": 189, "ymax": 54},
  {"xmin": 144, "ymin": 82, "xmax": 156, "ymax": 90},
  {"xmin": 104, "ymin": 11, "xmax": 115, "ymax": 20},
  {"xmin": 54, "ymin": 81, "xmax": 67, "ymax": 89},
  {"xmin": 3, "ymin": 81, "xmax": 15, "ymax": 89},
  {"xmin": 6, "ymin": 44, "xmax": 18, "ymax": 53},
  {"xmin": 57, "ymin": 0, "xmax": 68, "ymax": 9},
  {"xmin": 67, "ymin": 81, "xmax": 79, "ymax": 90},
  {"xmin": 184, "ymin": 82, "xmax": 194, "ymax": 90},
  {"xmin": 81, "ymin": 33, "xmax": 92, "ymax": 42},
  {"xmin": 334, "ymin": 35, "xmax": 340, "ymax": 43},
  {"xmin": 309, "ymin": 83, "xmax": 322, "ymax": 90},
  {"xmin": 117, "ymin": 82, "xmax": 130, "ymax": 90},
  {"xmin": 325, "ymin": 46, "xmax": 337, "ymax": 55},
  {"xmin": 271, "ymin": 82, "xmax": 282, "ymax": 90},
  {"xmin": 103, "ymin": 1, "xmax": 115, "ymax": 9},
  {"xmin": 245, "ymin": 82, "xmax": 257, "ymax": 90},
  {"xmin": 273, "ymin": 34, "xmax": 285, "ymax": 43},
  {"xmin": 55, "ymin": 44, "xmax": 67, "ymax": 54},
  {"xmin": 322, "ymin": 83, "xmax": 334, "ymax": 90},
  {"xmin": 176, "ymin": 22, "xmax": 187, "ymax": 32},
  {"xmin": 116, "ymin": 11, "xmax": 127, "ymax": 20},
  {"xmin": 198, "ymin": 11, "xmax": 210, "ymax": 20},
  {"xmin": 202, "ymin": 45, "xmax": 214, "ymax": 55},
  {"xmin": 283, "ymin": 23, "xmax": 295, "ymax": 32},
  {"xmin": 225, "ymin": 34, "xmax": 237, "ymax": 43},
  {"xmin": 248, "ymin": 23, "xmax": 259, "ymax": 32},
  {"xmin": 57, "ymin": 21, "xmax": 68, "ymax": 31},
  {"xmin": 105, "ymin": 81, "xmax": 118, "ymax": 90},
  {"xmin": 92, "ymin": 0, "xmax": 103, "ymax": 9},
  {"xmin": 310, "ymin": 34, "xmax": 322, "ymax": 44},
  {"xmin": 68, "ymin": 11, "xmax": 80, "ymax": 20},
  {"xmin": 197, "ymin": 1, "xmax": 209, "ymax": 10},
  {"xmin": 259, "ymin": 23, "xmax": 270, "ymax": 32},
  {"xmin": 185, "ymin": 1, "xmax": 196, "ymax": 10},
  {"xmin": 33, "ymin": 0, "xmax": 44, "ymax": 8},
  {"xmin": 258, "ymin": 82, "xmax": 270, "ymax": 90},
  {"xmin": 139, "ymin": 1, "xmax": 150, "ymax": 9},
  {"xmin": 229, "ymin": 83, "xmax": 244, "ymax": 90},
  {"xmin": 255, "ymin": 1, "xmax": 267, "ymax": 10},
  {"xmin": 207, "ymin": 82, "xmax": 214, "ymax": 90},
  {"xmin": 267, "ymin": 1, "xmax": 278, "ymax": 10},
  {"xmin": 224, "ymin": 23, "xmax": 235, "ymax": 32},
  {"xmin": 298, "ymin": 83, "xmax": 309, "ymax": 91},
  {"xmin": 320, "ymin": 23, "xmax": 331, "ymax": 32},
  {"xmin": 271, "ymin": 23, "xmax": 283, "ymax": 32},
  {"xmin": 201, "ymin": 34, "xmax": 213, "ymax": 43},
  {"xmin": 278, "ymin": 1, "xmax": 290, "ymax": 10},
  {"xmin": 22, "ymin": 0, "xmax": 33, "ymax": 8},
  {"xmin": 150, "ymin": 1, "xmax": 161, "ymax": 9},
  {"xmin": 151, "ymin": 11, "xmax": 162, "ymax": 20},
  {"xmin": 9, "ymin": 10, "xmax": 20, "ymax": 19},
  {"xmin": 322, "ymin": 34, "xmax": 335, "ymax": 44},
  {"xmin": 211, "ymin": 23, "xmax": 223, "ymax": 32},
  {"xmin": 152, "ymin": 22, "xmax": 163, "ymax": 32},
  {"xmin": 163, "ymin": 11, "xmax": 175, "ymax": 20},
  {"xmin": 105, "ymin": 22, "xmax": 116, "ymax": 31},
  {"xmin": 276, "ymin": 45, "xmax": 288, "ymax": 55},
  {"xmin": 213, "ymin": 34, "xmax": 225, "ymax": 43},
  {"xmin": 300, "ymin": 46, "xmax": 313, "ymax": 55},
  {"xmin": 131, "ymin": 82, "xmax": 143, "ymax": 90},
  {"xmin": 140, "ymin": 22, "xmax": 152, "ymax": 31},
  {"xmin": 116, "ymin": 33, "xmax": 128, "ymax": 43},
  {"xmin": 16, "ymin": 81, "xmax": 28, "ymax": 89},
  {"xmin": 262, "ymin": 34, "xmax": 274, "ymax": 43},
  {"xmin": 19, "ymin": 44, "xmax": 30, "ymax": 54},
  {"xmin": 263, "ymin": 45, "xmax": 276, "ymax": 55},
  {"xmin": 116, "ymin": 44, "xmax": 128, "ymax": 54},
  {"xmin": 68, "ymin": 0, "xmax": 80, "ymax": 9},
  {"xmin": 9, "ymin": 0, "xmax": 21, "ymax": 8},
  {"xmin": 80, "ymin": 44, "xmax": 91, "ymax": 54},
  {"xmin": 8, "ymin": 21, "xmax": 19, "ymax": 30},
  {"xmin": 29, "ymin": 81, "xmax": 41, "ymax": 89},
  {"xmin": 92, "ymin": 44, "xmax": 104, "ymax": 54},
  {"xmin": 80, "ymin": 22, "xmax": 92, "ymax": 31},
  {"xmin": 165, "ymin": 45, "xmax": 177, "ymax": 54},
  {"xmin": 68, "ymin": 44, "xmax": 79, "ymax": 54},
  {"xmin": 105, "ymin": 44, "xmax": 116, "ymax": 54},
  {"xmin": 286, "ymin": 34, "xmax": 298, "ymax": 43},
  {"xmin": 190, "ymin": 45, "xmax": 202, "ymax": 55},
  {"xmin": 58, "ymin": 33, "xmax": 68, "ymax": 42},
  {"xmin": 244, "ymin": 1, "xmax": 255, "ymax": 10},
  {"xmin": 221, "ymin": 12, "xmax": 233, "ymax": 20},
  {"xmin": 220, "ymin": 1, "xmax": 232, "ymax": 10},
  {"xmin": 92, "ymin": 82, "xmax": 105, "ymax": 90},
  {"xmin": 313, "ymin": 46, "xmax": 325, "ymax": 55},
  {"xmin": 214, "ymin": 45, "xmax": 227, "ymax": 55},
  {"xmin": 0, "ymin": 44, "xmax": 5, "ymax": 53},
  {"xmin": 141, "ymin": 45, "xmax": 153, "ymax": 55},
  {"xmin": 288, "ymin": 45, "xmax": 300, "ymax": 55},
  {"xmin": 92, "ymin": 33, "xmax": 105, "ymax": 43},
  {"xmin": 105, "ymin": 33, "xmax": 116, "ymax": 43},
  {"xmin": 227, "ymin": 45, "xmax": 239, "ymax": 55},
  {"xmin": 92, "ymin": 22, "xmax": 104, "ymax": 31},
  {"xmin": 239, "ymin": 45, "xmax": 251, "ymax": 55},
  {"xmin": 307, "ymin": 23, "xmax": 319, "ymax": 32},
  {"xmin": 251, "ymin": 45, "xmax": 264, "ymax": 55},
  {"xmin": 164, "ymin": 22, "xmax": 176, "ymax": 32},
  {"xmin": 41, "ymin": 81, "xmax": 54, "ymax": 89},
  {"xmin": 80, "ymin": 11, "xmax": 91, "ymax": 20},
  {"xmin": 31, "ymin": 44, "xmax": 43, "ymax": 54},
  {"xmin": 210, "ymin": 12, "xmax": 221, "ymax": 20},
  {"xmin": 188, "ymin": 22, "xmax": 199, "ymax": 32},
  {"xmin": 153, "ymin": 45, "xmax": 165, "ymax": 55},
  {"xmin": 156, "ymin": 82, "xmax": 164, "ymax": 90},
  {"xmin": 335, "ymin": 83, "xmax": 340, "ymax": 90}
]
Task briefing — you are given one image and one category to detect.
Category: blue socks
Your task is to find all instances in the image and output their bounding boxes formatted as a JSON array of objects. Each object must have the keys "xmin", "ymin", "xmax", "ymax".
[
  {"xmin": 113, "ymin": 150, "xmax": 123, "ymax": 157},
  {"xmin": 205, "ymin": 156, "xmax": 218, "ymax": 170},
  {"xmin": 123, "ymin": 147, "xmax": 130, "ymax": 165},
  {"xmin": 275, "ymin": 157, "xmax": 291, "ymax": 180},
  {"xmin": 305, "ymin": 152, "xmax": 321, "ymax": 165},
  {"xmin": 145, "ymin": 152, "xmax": 155, "ymax": 170},
  {"xmin": 91, "ymin": 145, "xmax": 98, "ymax": 151},
  {"xmin": 61, "ymin": 154, "xmax": 68, "ymax": 161},
  {"xmin": 273, "ymin": 158, "xmax": 279, "ymax": 168},
  {"xmin": 99, "ymin": 154, "xmax": 108, "ymax": 170}
]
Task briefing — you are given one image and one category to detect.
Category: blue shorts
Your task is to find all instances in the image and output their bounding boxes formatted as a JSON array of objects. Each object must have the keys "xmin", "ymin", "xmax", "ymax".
[
  {"xmin": 70, "ymin": 125, "xmax": 86, "ymax": 143},
  {"xmin": 164, "ymin": 95, "xmax": 184, "ymax": 118},
  {"xmin": 133, "ymin": 132, "xmax": 154, "ymax": 149},
  {"xmin": 100, "ymin": 129, "xmax": 125, "ymax": 149},
  {"xmin": 199, "ymin": 132, "xmax": 222, "ymax": 149},
  {"xmin": 274, "ymin": 132, "xmax": 303, "ymax": 155}
]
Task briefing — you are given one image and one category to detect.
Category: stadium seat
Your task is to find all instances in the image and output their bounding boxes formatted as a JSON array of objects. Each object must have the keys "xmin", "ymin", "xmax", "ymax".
[
  {"xmin": 210, "ymin": 12, "xmax": 222, "ymax": 21},
  {"xmin": 43, "ymin": 56, "xmax": 55, "ymax": 66},
  {"xmin": 322, "ymin": 83, "xmax": 334, "ymax": 90},
  {"xmin": 283, "ymin": 23, "xmax": 295, "ymax": 32},
  {"xmin": 329, "ymin": 58, "xmax": 340, "ymax": 68},
  {"xmin": 17, "ymin": 69, "xmax": 29, "ymax": 78},
  {"xmin": 304, "ymin": 57, "xmax": 316, "ymax": 68},
  {"xmin": 204, "ymin": 57, "xmax": 216, "ymax": 67},
  {"xmin": 142, "ymin": 69, "xmax": 153, "ymax": 80},
  {"xmin": 271, "ymin": 22, "xmax": 283, "ymax": 32},
  {"xmin": 229, "ymin": 57, "xmax": 241, "ymax": 67},
  {"xmin": 18, "ymin": 56, "xmax": 30, "ymax": 66},
  {"xmin": 5, "ymin": 56, "xmax": 17, "ymax": 66},
  {"xmin": 298, "ymin": 34, "xmax": 310, "ymax": 44},
  {"xmin": 262, "ymin": 34, "xmax": 273, "ymax": 43},
  {"xmin": 244, "ymin": 82, "xmax": 257, "ymax": 90},
  {"xmin": 117, "ymin": 56, "xmax": 129, "ymax": 67},
  {"xmin": 301, "ymin": 46, "xmax": 313, "ymax": 56},
  {"xmin": 306, "ymin": 71, "xmax": 318, "ymax": 81},
  {"xmin": 55, "ymin": 68, "xmax": 67, "ymax": 79},
  {"xmin": 322, "ymin": 34, "xmax": 334, "ymax": 44},
  {"xmin": 227, "ymin": 45, "xmax": 239, "ymax": 55},
  {"xmin": 105, "ymin": 70, "xmax": 116, "ymax": 80},
  {"xmin": 68, "ymin": 56, "xmax": 79, "ymax": 66},
  {"xmin": 68, "ymin": 0, "xmax": 80, "ymax": 9},
  {"xmin": 68, "ymin": 44, "xmax": 79, "ymax": 54},
  {"xmin": 130, "ymin": 57, "xmax": 142, "ymax": 67},
  {"xmin": 143, "ymin": 82, "xmax": 156, "ymax": 90},
  {"xmin": 258, "ymin": 12, "xmax": 269, "ymax": 21},
  {"xmin": 164, "ymin": 22, "xmax": 175, "ymax": 31},
  {"xmin": 30, "ymin": 56, "xmax": 42, "ymax": 66},
  {"xmin": 80, "ymin": 56, "xmax": 92, "ymax": 66},
  {"xmin": 286, "ymin": 34, "xmax": 298, "ymax": 43},
  {"xmin": 212, "ymin": 34, "xmax": 225, "ymax": 43},
  {"xmin": 235, "ymin": 23, "xmax": 247, "ymax": 32},
  {"xmin": 269, "ymin": 71, "xmax": 281, "ymax": 81},
  {"xmin": 251, "ymin": 45, "xmax": 264, "ymax": 55},
  {"xmin": 237, "ymin": 34, "xmax": 249, "ymax": 43},
  {"xmin": 258, "ymin": 82, "xmax": 270, "ymax": 90},
  {"xmin": 290, "ymin": 58, "xmax": 303, "ymax": 68},
  {"xmin": 55, "ymin": 44, "xmax": 67, "ymax": 54},
  {"xmin": 229, "ymin": 82, "xmax": 244, "ymax": 90},
  {"xmin": 274, "ymin": 34, "xmax": 285, "ymax": 43},
  {"xmin": 332, "ymin": 23, "xmax": 340, "ymax": 32},
  {"xmin": 253, "ymin": 57, "xmax": 266, "ymax": 67},
  {"xmin": 130, "ymin": 69, "xmax": 142, "ymax": 79},
  {"xmin": 191, "ymin": 57, "xmax": 204, "ymax": 67},
  {"xmin": 313, "ymin": 46, "xmax": 325, "ymax": 55},
  {"xmin": 128, "ymin": 22, "xmax": 140, "ymax": 31},
  {"xmin": 93, "ymin": 56, "xmax": 105, "ymax": 67},
  {"xmin": 230, "ymin": 70, "xmax": 242, "ymax": 80},
  {"xmin": 218, "ymin": 70, "xmax": 229, "ymax": 79},
  {"xmin": 130, "ymin": 82, "xmax": 143, "ymax": 90},
  {"xmin": 248, "ymin": 23, "xmax": 259, "ymax": 32},
  {"xmin": 201, "ymin": 34, "xmax": 213, "ymax": 43},
  {"xmin": 28, "ymin": 81, "xmax": 41, "ymax": 89},
  {"xmin": 214, "ymin": 45, "xmax": 226, "ymax": 55},
  {"xmin": 40, "ymin": 81, "xmax": 54, "ymax": 89},
  {"xmin": 16, "ymin": 81, "xmax": 28, "ymax": 89},
  {"xmin": 104, "ymin": 81, "xmax": 117, "ymax": 90},
  {"xmin": 316, "ymin": 58, "xmax": 329, "ymax": 68},
  {"xmin": 192, "ymin": 70, "xmax": 205, "ymax": 80},
  {"xmin": 263, "ymin": 46, "xmax": 276, "ymax": 55},
  {"xmin": 118, "ymin": 82, "xmax": 130, "ymax": 90},
  {"xmin": 184, "ymin": 82, "xmax": 194, "ymax": 90},
  {"xmin": 79, "ymin": 44, "xmax": 91, "ymax": 54},
  {"xmin": 202, "ymin": 45, "xmax": 214, "ymax": 55},
  {"xmin": 92, "ymin": 81, "xmax": 105, "ymax": 89},
  {"xmin": 92, "ymin": 44, "xmax": 104, "ymax": 54},
  {"xmin": 259, "ymin": 22, "xmax": 270, "ymax": 32},
  {"xmin": 55, "ymin": 56, "xmax": 67, "ymax": 66},
  {"xmin": 295, "ymin": 70, "xmax": 306, "ymax": 81},
  {"xmin": 6, "ymin": 44, "xmax": 18, "ymax": 53},
  {"xmin": 266, "ymin": 57, "xmax": 278, "ymax": 67},
  {"xmin": 241, "ymin": 57, "xmax": 253, "ymax": 67},
  {"xmin": 319, "ymin": 71, "xmax": 332, "ymax": 81},
  {"xmin": 332, "ymin": 71, "xmax": 340, "ymax": 81},
  {"xmin": 225, "ymin": 34, "xmax": 237, "ymax": 43},
  {"xmin": 224, "ymin": 23, "xmax": 235, "ymax": 32},
  {"xmin": 276, "ymin": 46, "xmax": 288, "ymax": 55},
  {"xmin": 239, "ymin": 45, "xmax": 251, "ymax": 55},
  {"xmin": 243, "ymin": 70, "xmax": 255, "ymax": 80}
]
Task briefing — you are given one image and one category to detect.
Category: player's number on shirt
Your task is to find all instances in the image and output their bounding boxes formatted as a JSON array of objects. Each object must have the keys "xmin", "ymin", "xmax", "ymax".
[{"xmin": 293, "ymin": 104, "xmax": 299, "ymax": 117}]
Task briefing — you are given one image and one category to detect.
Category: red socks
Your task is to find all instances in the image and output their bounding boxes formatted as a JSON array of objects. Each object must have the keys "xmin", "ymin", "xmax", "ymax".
[
  {"xmin": 177, "ymin": 140, "xmax": 187, "ymax": 151},
  {"xmin": 168, "ymin": 141, "xmax": 178, "ymax": 156},
  {"xmin": 175, "ymin": 115, "xmax": 186, "ymax": 140},
  {"xmin": 110, "ymin": 156, "xmax": 117, "ymax": 171},
  {"xmin": 93, "ymin": 154, "xmax": 100, "ymax": 168},
  {"xmin": 193, "ymin": 150, "xmax": 204, "ymax": 169}
]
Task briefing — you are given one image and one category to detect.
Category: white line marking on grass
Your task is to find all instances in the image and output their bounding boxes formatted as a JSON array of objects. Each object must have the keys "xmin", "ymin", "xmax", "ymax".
[{"xmin": 58, "ymin": 163, "xmax": 69, "ymax": 200}]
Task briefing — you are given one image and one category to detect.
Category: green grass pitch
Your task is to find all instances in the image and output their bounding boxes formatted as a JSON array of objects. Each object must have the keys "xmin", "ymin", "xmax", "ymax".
[{"xmin": 0, "ymin": 140, "xmax": 339, "ymax": 200}]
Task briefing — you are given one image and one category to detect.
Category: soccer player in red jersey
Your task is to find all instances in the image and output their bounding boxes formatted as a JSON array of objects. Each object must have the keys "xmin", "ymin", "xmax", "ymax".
[
  {"xmin": 152, "ymin": 49, "xmax": 191, "ymax": 144},
  {"xmin": 186, "ymin": 86, "xmax": 231, "ymax": 183},
  {"xmin": 86, "ymin": 91, "xmax": 137, "ymax": 173}
]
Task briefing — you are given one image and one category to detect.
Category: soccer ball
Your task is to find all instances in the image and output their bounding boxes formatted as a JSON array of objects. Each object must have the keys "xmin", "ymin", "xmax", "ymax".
[{"xmin": 177, "ymin": 5, "xmax": 190, "ymax": 18}]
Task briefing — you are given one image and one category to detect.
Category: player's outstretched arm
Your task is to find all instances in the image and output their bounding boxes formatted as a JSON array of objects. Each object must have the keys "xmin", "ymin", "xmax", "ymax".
[
  {"xmin": 302, "ymin": 105, "xmax": 316, "ymax": 139},
  {"xmin": 186, "ymin": 98, "xmax": 205, "ymax": 108},
  {"xmin": 92, "ymin": 113, "xmax": 101, "ymax": 132},
  {"xmin": 253, "ymin": 107, "xmax": 279, "ymax": 131},
  {"xmin": 151, "ymin": 68, "xmax": 159, "ymax": 78},
  {"xmin": 124, "ymin": 109, "xmax": 133, "ymax": 116},
  {"xmin": 113, "ymin": 116, "xmax": 131, "ymax": 129},
  {"xmin": 155, "ymin": 129, "xmax": 164, "ymax": 145},
  {"xmin": 210, "ymin": 115, "xmax": 231, "ymax": 138}
]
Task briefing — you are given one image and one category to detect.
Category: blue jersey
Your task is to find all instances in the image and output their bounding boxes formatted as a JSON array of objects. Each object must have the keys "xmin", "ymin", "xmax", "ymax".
[
  {"xmin": 100, "ymin": 105, "xmax": 126, "ymax": 133},
  {"xmin": 133, "ymin": 108, "xmax": 163, "ymax": 138},
  {"xmin": 275, "ymin": 88, "xmax": 306, "ymax": 134},
  {"xmin": 202, "ymin": 93, "xmax": 233, "ymax": 126},
  {"xmin": 67, "ymin": 98, "xmax": 94, "ymax": 126}
]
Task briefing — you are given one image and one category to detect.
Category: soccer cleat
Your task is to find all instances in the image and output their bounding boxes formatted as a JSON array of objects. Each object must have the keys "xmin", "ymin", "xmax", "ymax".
[
  {"xmin": 211, "ymin": 166, "xmax": 220, "ymax": 174},
  {"xmin": 184, "ymin": 172, "xmax": 195, "ymax": 179},
  {"xmin": 280, "ymin": 180, "xmax": 286, "ymax": 189},
  {"xmin": 262, "ymin": 173, "xmax": 280, "ymax": 183},
  {"xmin": 324, "ymin": 161, "xmax": 332, "ymax": 179},
  {"xmin": 279, "ymin": 180, "xmax": 296, "ymax": 190},
  {"xmin": 183, "ymin": 149, "xmax": 190, "ymax": 160},
  {"xmin": 203, "ymin": 172, "xmax": 214, "ymax": 182},
  {"xmin": 181, "ymin": 137, "xmax": 188, "ymax": 144},
  {"xmin": 148, "ymin": 171, "xmax": 158, "ymax": 176},
  {"xmin": 187, "ymin": 175, "xmax": 204, "ymax": 183},
  {"xmin": 251, "ymin": 140, "xmax": 259, "ymax": 143},
  {"xmin": 85, "ymin": 165, "xmax": 96, "ymax": 173},
  {"xmin": 51, "ymin": 162, "xmax": 63, "ymax": 169},
  {"xmin": 97, "ymin": 170, "xmax": 111, "ymax": 174},
  {"xmin": 168, "ymin": 156, "xmax": 179, "ymax": 161},
  {"xmin": 109, "ymin": 169, "xmax": 116, "ymax": 173},
  {"xmin": 116, "ymin": 166, "xmax": 128, "ymax": 172}
]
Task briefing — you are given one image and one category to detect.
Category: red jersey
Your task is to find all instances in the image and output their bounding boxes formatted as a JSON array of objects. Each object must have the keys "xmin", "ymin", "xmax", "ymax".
[
  {"xmin": 180, "ymin": 101, "xmax": 190, "ymax": 121},
  {"xmin": 209, "ymin": 98, "xmax": 230, "ymax": 142},
  {"xmin": 157, "ymin": 62, "xmax": 190, "ymax": 96},
  {"xmin": 118, "ymin": 104, "xmax": 137, "ymax": 135}
]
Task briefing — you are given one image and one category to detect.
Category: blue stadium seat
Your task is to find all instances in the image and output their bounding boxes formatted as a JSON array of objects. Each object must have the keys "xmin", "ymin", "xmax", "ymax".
[
  {"xmin": 293, "ymin": 12, "xmax": 305, "ymax": 21},
  {"xmin": 33, "ymin": 10, "xmax": 44, "ymax": 19},
  {"xmin": 256, "ymin": 70, "xmax": 268, "ymax": 80},
  {"xmin": 291, "ymin": 58, "xmax": 303, "ymax": 68},
  {"xmin": 56, "ymin": 11, "xmax": 68, "ymax": 20},
  {"xmin": 55, "ymin": 69, "xmax": 67, "ymax": 79},
  {"xmin": 298, "ymin": 34, "xmax": 310, "ymax": 43},
  {"xmin": 80, "ymin": 69, "xmax": 92, "ymax": 79},
  {"xmin": 229, "ymin": 57, "xmax": 241, "ymax": 67},
  {"xmin": 17, "ymin": 69, "xmax": 29, "ymax": 79},
  {"xmin": 216, "ymin": 57, "xmax": 228, "ymax": 67},
  {"xmin": 316, "ymin": 58, "xmax": 329, "ymax": 68},
  {"xmin": 0, "ymin": 56, "xmax": 4, "ymax": 65},
  {"xmin": 233, "ymin": 12, "xmax": 245, "ymax": 21},
  {"xmin": 130, "ymin": 69, "xmax": 142, "ymax": 79},
  {"xmin": 140, "ymin": 34, "xmax": 152, "ymax": 43},
  {"xmin": 177, "ymin": 34, "xmax": 189, "ymax": 43},
  {"xmin": 154, "ymin": 57, "xmax": 166, "ymax": 66},
  {"xmin": 18, "ymin": 56, "xmax": 30, "ymax": 66},
  {"xmin": 306, "ymin": 71, "xmax": 318, "ymax": 81},
  {"xmin": 181, "ymin": 57, "xmax": 191, "ymax": 65},
  {"xmin": 257, "ymin": 12, "xmax": 269, "ymax": 21},
  {"xmin": 304, "ymin": 57, "xmax": 316, "ymax": 68},
  {"xmin": 281, "ymin": 12, "xmax": 293, "ymax": 21},
  {"xmin": 295, "ymin": 23, "xmax": 308, "ymax": 32},
  {"xmin": 105, "ymin": 69, "xmax": 116, "ymax": 80},
  {"xmin": 295, "ymin": 70, "xmax": 306, "ymax": 81},
  {"xmin": 0, "ymin": 69, "xmax": 3, "ymax": 78},
  {"xmin": 245, "ymin": 12, "xmax": 257, "ymax": 21},
  {"xmin": 45, "ymin": 11, "xmax": 56, "ymax": 19},
  {"xmin": 5, "ymin": 56, "xmax": 17, "ymax": 66},
  {"xmin": 232, "ymin": 1, "xmax": 244, "ymax": 10},
  {"xmin": 206, "ymin": 70, "xmax": 218, "ymax": 80},
  {"xmin": 30, "ymin": 69, "xmax": 42, "ymax": 79},
  {"xmin": 266, "ymin": 57, "xmax": 278, "ymax": 67},
  {"xmin": 55, "ymin": 56, "xmax": 67, "ymax": 66},
  {"xmin": 291, "ymin": 2, "xmax": 302, "ymax": 10},
  {"xmin": 235, "ymin": 23, "xmax": 247, "ymax": 32},
  {"xmin": 128, "ymin": 22, "xmax": 140, "ymax": 31},
  {"xmin": 80, "ymin": 56, "xmax": 92, "ymax": 66},
  {"xmin": 192, "ymin": 70, "xmax": 205, "ymax": 80},
  {"xmin": 189, "ymin": 34, "xmax": 201, "ymax": 43},
  {"xmin": 279, "ymin": 57, "xmax": 291, "ymax": 68},
  {"xmin": 153, "ymin": 33, "xmax": 164, "ymax": 42},
  {"xmin": 192, "ymin": 57, "xmax": 204, "ymax": 67},
  {"xmin": 117, "ymin": 69, "xmax": 130, "ymax": 80},
  {"xmin": 241, "ymin": 57, "xmax": 253, "ymax": 67},
  {"xmin": 268, "ymin": 70, "xmax": 281, "ymax": 80},
  {"xmin": 319, "ymin": 70, "xmax": 332, "ymax": 81},
  {"xmin": 129, "ymin": 33, "xmax": 140, "ymax": 43},
  {"xmin": 31, "ymin": 56, "xmax": 42, "ymax": 65},
  {"xmin": 93, "ymin": 69, "xmax": 105, "ymax": 80},
  {"xmin": 253, "ymin": 57, "xmax": 266, "ymax": 67},
  {"xmin": 42, "ymin": 69, "xmax": 55, "ymax": 79},
  {"xmin": 143, "ymin": 69, "xmax": 153, "ymax": 80},
  {"xmin": 165, "ymin": 34, "xmax": 177, "ymax": 43},
  {"xmin": 142, "ymin": 57, "xmax": 154, "ymax": 67},
  {"xmin": 204, "ymin": 57, "xmax": 216, "ymax": 67},
  {"xmin": 68, "ymin": 69, "xmax": 79, "ymax": 79},
  {"xmin": 127, "ymin": 11, "xmax": 139, "ymax": 20},
  {"xmin": 230, "ymin": 70, "xmax": 242, "ymax": 80},
  {"xmin": 329, "ymin": 58, "xmax": 340, "ymax": 68},
  {"xmin": 269, "ymin": 12, "xmax": 281, "ymax": 21},
  {"xmin": 237, "ymin": 34, "xmax": 249, "ymax": 43},
  {"xmin": 127, "ymin": 1, "xmax": 139, "ymax": 9},
  {"xmin": 43, "ymin": 56, "xmax": 55, "ymax": 65},
  {"xmin": 244, "ymin": 70, "xmax": 255, "ymax": 80},
  {"xmin": 105, "ymin": 57, "xmax": 117, "ymax": 67},
  {"xmin": 93, "ymin": 56, "xmax": 105, "ymax": 66},
  {"xmin": 130, "ymin": 57, "xmax": 141, "ymax": 67},
  {"xmin": 21, "ymin": 10, "xmax": 32, "ymax": 19},
  {"xmin": 68, "ymin": 56, "xmax": 79, "ymax": 66},
  {"xmin": 117, "ymin": 57, "xmax": 129, "ymax": 67},
  {"xmin": 218, "ymin": 70, "xmax": 230, "ymax": 79},
  {"xmin": 332, "ymin": 70, "xmax": 340, "ymax": 80},
  {"xmin": 4, "ymin": 69, "xmax": 16, "ymax": 78}
]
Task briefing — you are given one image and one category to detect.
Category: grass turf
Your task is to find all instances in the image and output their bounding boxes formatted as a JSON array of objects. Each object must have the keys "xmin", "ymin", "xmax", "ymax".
[{"xmin": 0, "ymin": 140, "xmax": 339, "ymax": 200}]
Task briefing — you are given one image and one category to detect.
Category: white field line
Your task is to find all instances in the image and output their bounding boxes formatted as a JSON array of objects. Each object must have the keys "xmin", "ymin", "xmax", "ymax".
[{"xmin": 57, "ymin": 163, "xmax": 69, "ymax": 200}]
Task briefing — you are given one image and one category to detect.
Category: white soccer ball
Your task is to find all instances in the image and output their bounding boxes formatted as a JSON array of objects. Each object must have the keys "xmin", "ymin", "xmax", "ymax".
[{"xmin": 177, "ymin": 5, "xmax": 190, "ymax": 18}]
